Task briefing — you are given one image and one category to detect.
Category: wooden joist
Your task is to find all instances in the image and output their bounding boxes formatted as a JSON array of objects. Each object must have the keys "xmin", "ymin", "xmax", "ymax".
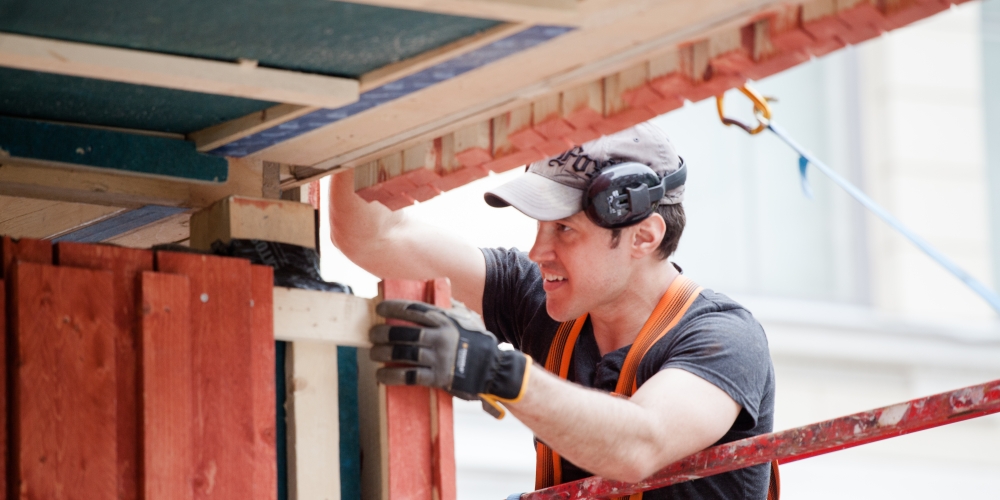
[
  {"xmin": 0, "ymin": 33, "xmax": 360, "ymax": 108},
  {"xmin": 189, "ymin": 195, "xmax": 317, "ymax": 250},
  {"xmin": 322, "ymin": 0, "xmax": 962, "ymax": 210},
  {"xmin": 0, "ymin": 196, "xmax": 125, "ymax": 240},
  {"xmin": 273, "ymin": 286, "xmax": 376, "ymax": 346},
  {"xmin": 271, "ymin": 0, "xmax": 961, "ymax": 196}
]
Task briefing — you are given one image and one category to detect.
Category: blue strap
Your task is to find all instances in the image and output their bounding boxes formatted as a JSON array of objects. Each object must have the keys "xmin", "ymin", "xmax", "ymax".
[
  {"xmin": 507, "ymin": 493, "xmax": 525, "ymax": 500},
  {"xmin": 767, "ymin": 121, "xmax": 1000, "ymax": 315}
]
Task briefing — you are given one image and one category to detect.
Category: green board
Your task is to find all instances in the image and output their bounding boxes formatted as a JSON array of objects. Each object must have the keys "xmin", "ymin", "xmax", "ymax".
[
  {"xmin": 0, "ymin": 67, "xmax": 275, "ymax": 134},
  {"xmin": 0, "ymin": 0, "xmax": 502, "ymax": 78},
  {"xmin": 0, "ymin": 116, "xmax": 228, "ymax": 182}
]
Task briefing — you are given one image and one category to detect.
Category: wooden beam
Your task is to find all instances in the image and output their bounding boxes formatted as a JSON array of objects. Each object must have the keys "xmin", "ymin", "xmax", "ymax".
[
  {"xmin": 0, "ymin": 33, "xmax": 360, "ymax": 108},
  {"xmin": 340, "ymin": 0, "xmax": 666, "ymax": 27},
  {"xmin": 0, "ymin": 196, "xmax": 125, "ymax": 239},
  {"xmin": 272, "ymin": 287, "xmax": 375, "ymax": 346},
  {"xmin": 0, "ymin": 156, "xmax": 267, "ymax": 209},
  {"xmin": 358, "ymin": 23, "xmax": 529, "ymax": 92},
  {"xmin": 53, "ymin": 206, "xmax": 188, "ymax": 243},
  {"xmin": 103, "ymin": 213, "xmax": 192, "ymax": 249},
  {"xmin": 189, "ymin": 195, "xmax": 316, "ymax": 250},
  {"xmin": 190, "ymin": 104, "xmax": 317, "ymax": 152},
  {"xmin": 285, "ymin": 341, "xmax": 342, "ymax": 500}
]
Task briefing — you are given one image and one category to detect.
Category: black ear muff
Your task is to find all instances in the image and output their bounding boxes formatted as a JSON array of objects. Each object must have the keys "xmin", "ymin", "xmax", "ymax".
[{"xmin": 582, "ymin": 159, "xmax": 686, "ymax": 229}]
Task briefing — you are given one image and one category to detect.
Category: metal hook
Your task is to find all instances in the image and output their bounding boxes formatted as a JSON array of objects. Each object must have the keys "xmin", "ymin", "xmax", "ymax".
[{"xmin": 716, "ymin": 85, "xmax": 774, "ymax": 135}]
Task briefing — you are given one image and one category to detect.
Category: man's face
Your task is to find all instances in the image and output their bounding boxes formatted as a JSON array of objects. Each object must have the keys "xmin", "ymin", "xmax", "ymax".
[{"xmin": 528, "ymin": 211, "xmax": 632, "ymax": 322}]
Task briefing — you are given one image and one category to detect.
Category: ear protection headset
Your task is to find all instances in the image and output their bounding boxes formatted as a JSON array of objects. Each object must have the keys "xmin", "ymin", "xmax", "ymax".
[{"xmin": 582, "ymin": 158, "xmax": 687, "ymax": 229}]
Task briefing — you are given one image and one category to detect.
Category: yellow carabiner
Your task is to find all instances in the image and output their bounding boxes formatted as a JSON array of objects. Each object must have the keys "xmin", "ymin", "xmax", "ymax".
[{"xmin": 716, "ymin": 85, "xmax": 774, "ymax": 135}]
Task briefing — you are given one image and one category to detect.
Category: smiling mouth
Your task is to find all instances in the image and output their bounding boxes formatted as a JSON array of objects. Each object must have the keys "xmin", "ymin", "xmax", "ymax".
[{"xmin": 543, "ymin": 272, "xmax": 566, "ymax": 282}]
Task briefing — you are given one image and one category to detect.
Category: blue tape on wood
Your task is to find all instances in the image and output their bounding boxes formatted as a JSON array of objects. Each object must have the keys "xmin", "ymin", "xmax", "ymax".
[
  {"xmin": 338, "ymin": 346, "xmax": 361, "ymax": 500},
  {"xmin": 0, "ymin": 116, "xmax": 228, "ymax": 182},
  {"xmin": 52, "ymin": 205, "xmax": 187, "ymax": 243},
  {"xmin": 209, "ymin": 25, "xmax": 574, "ymax": 157}
]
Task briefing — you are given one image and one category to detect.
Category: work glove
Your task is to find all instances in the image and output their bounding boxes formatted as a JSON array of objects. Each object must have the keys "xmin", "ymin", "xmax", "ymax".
[{"xmin": 369, "ymin": 299, "xmax": 531, "ymax": 419}]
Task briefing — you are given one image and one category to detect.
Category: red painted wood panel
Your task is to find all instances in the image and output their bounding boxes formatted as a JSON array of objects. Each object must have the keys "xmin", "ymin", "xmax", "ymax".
[
  {"xmin": 427, "ymin": 278, "xmax": 456, "ymax": 500},
  {"xmin": 57, "ymin": 242, "xmax": 153, "ymax": 500},
  {"xmin": 250, "ymin": 265, "xmax": 277, "ymax": 500},
  {"xmin": 139, "ymin": 271, "xmax": 194, "ymax": 500},
  {"xmin": 10, "ymin": 261, "xmax": 117, "ymax": 499},
  {"xmin": 0, "ymin": 279, "xmax": 5, "ymax": 499},
  {"xmin": 156, "ymin": 252, "xmax": 255, "ymax": 500},
  {"xmin": 1, "ymin": 236, "xmax": 52, "ymax": 278},
  {"xmin": 382, "ymin": 279, "xmax": 434, "ymax": 500}
]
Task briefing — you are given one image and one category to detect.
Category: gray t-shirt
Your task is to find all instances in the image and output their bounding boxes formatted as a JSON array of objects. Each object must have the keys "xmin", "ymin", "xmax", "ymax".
[{"xmin": 481, "ymin": 247, "xmax": 775, "ymax": 499}]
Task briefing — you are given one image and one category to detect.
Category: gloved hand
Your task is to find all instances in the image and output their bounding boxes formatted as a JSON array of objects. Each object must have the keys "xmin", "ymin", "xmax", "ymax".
[{"xmin": 369, "ymin": 299, "xmax": 531, "ymax": 419}]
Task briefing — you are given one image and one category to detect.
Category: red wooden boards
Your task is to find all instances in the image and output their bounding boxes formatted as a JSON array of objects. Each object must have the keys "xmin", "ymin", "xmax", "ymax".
[
  {"xmin": 2, "ymin": 237, "xmax": 54, "ymax": 499},
  {"xmin": 139, "ymin": 271, "xmax": 194, "ymax": 500},
  {"xmin": 250, "ymin": 266, "xmax": 278, "ymax": 500},
  {"xmin": 156, "ymin": 251, "xmax": 255, "ymax": 500},
  {"xmin": 10, "ymin": 261, "xmax": 117, "ymax": 499},
  {"xmin": 381, "ymin": 278, "xmax": 457, "ymax": 500},
  {"xmin": 57, "ymin": 242, "xmax": 153, "ymax": 500}
]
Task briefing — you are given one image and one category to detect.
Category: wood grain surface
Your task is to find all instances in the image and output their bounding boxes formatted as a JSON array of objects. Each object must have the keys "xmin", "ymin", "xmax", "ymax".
[
  {"xmin": 138, "ymin": 271, "xmax": 194, "ymax": 500},
  {"xmin": 57, "ymin": 242, "xmax": 154, "ymax": 500},
  {"xmin": 10, "ymin": 261, "xmax": 117, "ymax": 499},
  {"xmin": 251, "ymin": 265, "xmax": 278, "ymax": 500}
]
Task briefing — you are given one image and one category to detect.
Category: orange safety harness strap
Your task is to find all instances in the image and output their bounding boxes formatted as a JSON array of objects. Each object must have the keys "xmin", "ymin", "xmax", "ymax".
[{"xmin": 533, "ymin": 276, "xmax": 780, "ymax": 500}]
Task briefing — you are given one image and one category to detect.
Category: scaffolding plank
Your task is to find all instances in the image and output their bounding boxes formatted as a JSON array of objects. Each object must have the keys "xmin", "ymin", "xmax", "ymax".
[
  {"xmin": 251, "ymin": 265, "xmax": 278, "ymax": 500},
  {"xmin": 10, "ymin": 261, "xmax": 117, "ymax": 499},
  {"xmin": 139, "ymin": 271, "xmax": 194, "ymax": 500},
  {"xmin": 0, "ymin": 235, "xmax": 52, "ymax": 278},
  {"xmin": 57, "ymin": 242, "xmax": 154, "ymax": 500},
  {"xmin": 156, "ymin": 251, "xmax": 255, "ymax": 500},
  {"xmin": 522, "ymin": 378, "xmax": 1000, "ymax": 500}
]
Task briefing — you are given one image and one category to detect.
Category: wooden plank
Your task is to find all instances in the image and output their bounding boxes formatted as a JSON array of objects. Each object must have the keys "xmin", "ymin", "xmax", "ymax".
[
  {"xmin": 10, "ymin": 262, "xmax": 117, "ymax": 499},
  {"xmin": 104, "ymin": 212, "xmax": 193, "ymax": 249},
  {"xmin": 56, "ymin": 243, "xmax": 154, "ymax": 500},
  {"xmin": 155, "ymin": 251, "xmax": 255, "ymax": 500},
  {"xmin": 273, "ymin": 286, "xmax": 375, "ymax": 346},
  {"xmin": 357, "ymin": 332, "xmax": 389, "ymax": 500},
  {"xmin": 427, "ymin": 278, "xmax": 456, "ymax": 500},
  {"xmin": 359, "ymin": 23, "xmax": 529, "ymax": 92},
  {"xmin": 382, "ymin": 280, "xmax": 435, "ymax": 500},
  {"xmin": 189, "ymin": 195, "xmax": 317, "ymax": 250},
  {"xmin": 53, "ymin": 206, "xmax": 188, "ymax": 243},
  {"xmin": 190, "ymin": 104, "xmax": 317, "ymax": 152},
  {"xmin": 0, "ymin": 235, "xmax": 53, "ymax": 279},
  {"xmin": 251, "ymin": 266, "xmax": 278, "ymax": 500},
  {"xmin": 0, "ymin": 156, "xmax": 266, "ymax": 209},
  {"xmin": 0, "ymin": 279, "xmax": 5, "ymax": 499},
  {"xmin": 0, "ymin": 33, "xmax": 359, "ymax": 108},
  {"xmin": 0, "ymin": 196, "xmax": 125, "ymax": 239},
  {"xmin": 286, "ymin": 341, "xmax": 341, "ymax": 500},
  {"xmin": 138, "ymin": 271, "xmax": 194, "ymax": 500}
]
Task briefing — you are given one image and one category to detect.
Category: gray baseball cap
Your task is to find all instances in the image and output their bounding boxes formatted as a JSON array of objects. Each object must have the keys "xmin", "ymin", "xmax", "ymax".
[{"xmin": 484, "ymin": 122, "xmax": 684, "ymax": 221}]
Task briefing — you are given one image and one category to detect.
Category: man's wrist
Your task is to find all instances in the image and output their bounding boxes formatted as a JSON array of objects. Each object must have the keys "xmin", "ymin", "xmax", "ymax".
[{"xmin": 487, "ymin": 351, "xmax": 532, "ymax": 402}]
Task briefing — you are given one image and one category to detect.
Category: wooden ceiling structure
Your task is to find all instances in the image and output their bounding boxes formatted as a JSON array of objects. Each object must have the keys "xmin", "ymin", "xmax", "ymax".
[{"xmin": 0, "ymin": 0, "xmax": 960, "ymax": 246}]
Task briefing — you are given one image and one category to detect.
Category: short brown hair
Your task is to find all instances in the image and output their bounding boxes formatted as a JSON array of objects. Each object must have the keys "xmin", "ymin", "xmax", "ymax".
[{"xmin": 609, "ymin": 204, "xmax": 685, "ymax": 259}]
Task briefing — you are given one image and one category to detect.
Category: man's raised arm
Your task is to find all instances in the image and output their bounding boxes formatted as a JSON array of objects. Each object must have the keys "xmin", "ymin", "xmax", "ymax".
[{"xmin": 329, "ymin": 168, "xmax": 487, "ymax": 313}]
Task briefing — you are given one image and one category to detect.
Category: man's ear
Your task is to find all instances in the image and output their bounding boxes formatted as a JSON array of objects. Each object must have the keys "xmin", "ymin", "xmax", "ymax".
[{"xmin": 630, "ymin": 213, "xmax": 666, "ymax": 258}]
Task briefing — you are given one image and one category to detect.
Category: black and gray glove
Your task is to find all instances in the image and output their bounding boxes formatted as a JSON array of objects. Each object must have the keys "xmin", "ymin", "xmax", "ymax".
[{"xmin": 369, "ymin": 299, "xmax": 532, "ymax": 419}]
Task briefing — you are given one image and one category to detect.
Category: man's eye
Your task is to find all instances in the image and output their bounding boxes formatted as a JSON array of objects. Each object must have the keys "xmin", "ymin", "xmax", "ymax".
[{"xmin": 556, "ymin": 223, "xmax": 571, "ymax": 232}]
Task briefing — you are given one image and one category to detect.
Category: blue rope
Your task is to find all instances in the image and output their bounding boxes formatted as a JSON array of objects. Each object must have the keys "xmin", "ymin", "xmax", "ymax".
[{"xmin": 766, "ymin": 120, "xmax": 1000, "ymax": 315}]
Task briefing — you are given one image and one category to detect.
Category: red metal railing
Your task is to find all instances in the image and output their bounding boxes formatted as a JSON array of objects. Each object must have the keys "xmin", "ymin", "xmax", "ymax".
[{"xmin": 520, "ymin": 379, "xmax": 1000, "ymax": 500}]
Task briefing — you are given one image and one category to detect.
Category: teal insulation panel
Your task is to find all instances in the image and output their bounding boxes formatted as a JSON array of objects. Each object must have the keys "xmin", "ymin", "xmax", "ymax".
[
  {"xmin": 0, "ymin": 0, "xmax": 502, "ymax": 78},
  {"xmin": 0, "ymin": 67, "xmax": 276, "ymax": 134},
  {"xmin": 0, "ymin": 116, "xmax": 228, "ymax": 182}
]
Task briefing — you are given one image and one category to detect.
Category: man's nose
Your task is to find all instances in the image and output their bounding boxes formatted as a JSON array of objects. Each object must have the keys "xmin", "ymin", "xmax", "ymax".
[{"xmin": 528, "ymin": 224, "xmax": 554, "ymax": 264}]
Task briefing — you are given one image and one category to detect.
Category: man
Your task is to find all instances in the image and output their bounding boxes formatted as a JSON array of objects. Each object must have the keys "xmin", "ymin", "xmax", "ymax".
[{"xmin": 330, "ymin": 123, "xmax": 775, "ymax": 498}]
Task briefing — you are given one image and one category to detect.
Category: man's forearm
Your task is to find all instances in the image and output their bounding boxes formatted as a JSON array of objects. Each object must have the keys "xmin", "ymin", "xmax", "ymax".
[{"xmin": 507, "ymin": 368, "xmax": 675, "ymax": 483}]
